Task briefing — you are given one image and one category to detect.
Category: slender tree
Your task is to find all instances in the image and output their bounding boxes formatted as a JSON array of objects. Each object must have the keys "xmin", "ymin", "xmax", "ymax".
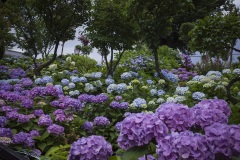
[
  {"xmin": 10, "ymin": 0, "xmax": 91, "ymax": 76},
  {"xmin": 86, "ymin": 0, "xmax": 138, "ymax": 76}
]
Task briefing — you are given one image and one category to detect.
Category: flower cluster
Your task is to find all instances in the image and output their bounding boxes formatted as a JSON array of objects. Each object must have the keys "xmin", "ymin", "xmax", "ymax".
[
  {"xmin": 0, "ymin": 116, "xmax": 7, "ymax": 127},
  {"xmin": 121, "ymin": 72, "xmax": 132, "ymax": 80},
  {"xmin": 175, "ymin": 86, "xmax": 189, "ymax": 95},
  {"xmin": 91, "ymin": 72, "xmax": 102, "ymax": 78},
  {"xmin": 192, "ymin": 92, "xmax": 205, "ymax": 101},
  {"xmin": 132, "ymin": 98, "xmax": 146, "ymax": 108},
  {"xmin": 84, "ymin": 83, "xmax": 95, "ymax": 92},
  {"xmin": 12, "ymin": 132, "xmax": 35, "ymax": 147},
  {"xmin": 110, "ymin": 101, "xmax": 128, "ymax": 109},
  {"xmin": 233, "ymin": 68, "xmax": 240, "ymax": 75},
  {"xmin": 192, "ymin": 107, "xmax": 228, "ymax": 129},
  {"xmin": 161, "ymin": 69, "xmax": 179, "ymax": 83},
  {"xmin": 47, "ymin": 124, "xmax": 64, "ymax": 135},
  {"xmin": 156, "ymin": 131, "xmax": 214, "ymax": 160},
  {"xmin": 105, "ymin": 78, "xmax": 115, "ymax": 85},
  {"xmin": 38, "ymin": 115, "xmax": 53, "ymax": 126},
  {"xmin": 0, "ymin": 127, "xmax": 12, "ymax": 137},
  {"xmin": 82, "ymin": 121, "xmax": 93, "ymax": 131},
  {"xmin": 193, "ymin": 99, "xmax": 231, "ymax": 117},
  {"xmin": 50, "ymin": 96, "xmax": 83, "ymax": 111},
  {"xmin": 10, "ymin": 68, "xmax": 26, "ymax": 79},
  {"xmin": 68, "ymin": 135, "xmax": 113, "ymax": 160},
  {"xmin": 93, "ymin": 116, "xmax": 110, "ymax": 126},
  {"xmin": 117, "ymin": 113, "xmax": 168, "ymax": 150},
  {"xmin": 155, "ymin": 103, "xmax": 194, "ymax": 132}
]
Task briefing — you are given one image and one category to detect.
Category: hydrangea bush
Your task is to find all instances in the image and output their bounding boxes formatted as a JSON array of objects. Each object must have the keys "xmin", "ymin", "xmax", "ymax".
[{"xmin": 0, "ymin": 55, "xmax": 240, "ymax": 160}]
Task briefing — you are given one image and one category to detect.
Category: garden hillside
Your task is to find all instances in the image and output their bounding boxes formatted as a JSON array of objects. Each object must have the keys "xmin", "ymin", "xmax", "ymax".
[{"xmin": 0, "ymin": 51, "xmax": 240, "ymax": 159}]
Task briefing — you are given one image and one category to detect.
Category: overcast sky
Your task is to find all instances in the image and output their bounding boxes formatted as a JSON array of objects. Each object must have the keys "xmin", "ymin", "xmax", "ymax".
[{"xmin": 12, "ymin": 0, "xmax": 240, "ymax": 62}]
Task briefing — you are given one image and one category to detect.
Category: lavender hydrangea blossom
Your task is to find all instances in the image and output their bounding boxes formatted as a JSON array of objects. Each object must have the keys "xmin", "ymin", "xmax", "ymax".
[
  {"xmin": 157, "ymin": 131, "xmax": 215, "ymax": 160},
  {"xmin": 93, "ymin": 116, "xmax": 110, "ymax": 126},
  {"xmin": 155, "ymin": 103, "xmax": 194, "ymax": 132},
  {"xmin": 117, "ymin": 113, "xmax": 168, "ymax": 150},
  {"xmin": 0, "ymin": 127, "xmax": 12, "ymax": 137},
  {"xmin": 38, "ymin": 115, "xmax": 53, "ymax": 126},
  {"xmin": 68, "ymin": 135, "xmax": 113, "ymax": 160},
  {"xmin": 0, "ymin": 116, "xmax": 7, "ymax": 127},
  {"xmin": 47, "ymin": 124, "xmax": 64, "ymax": 135},
  {"xmin": 193, "ymin": 99, "xmax": 231, "ymax": 117},
  {"xmin": 82, "ymin": 121, "xmax": 93, "ymax": 131},
  {"xmin": 192, "ymin": 108, "xmax": 228, "ymax": 129},
  {"xmin": 12, "ymin": 132, "xmax": 34, "ymax": 147}
]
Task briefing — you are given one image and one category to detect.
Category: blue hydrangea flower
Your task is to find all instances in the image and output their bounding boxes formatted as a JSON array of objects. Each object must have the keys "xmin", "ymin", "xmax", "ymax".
[
  {"xmin": 150, "ymin": 89, "xmax": 158, "ymax": 96},
  {"xmin": 192, "ymin": 92, "xmax": 206, "ymax": 101},
  {"xmin": 233, "ymin": 68, "xmax": 240, "ymax": 75},
  {"xmin": 61, "ymin": 79, "xmax": 70, "ymax": 86},
  {"xmin": 222, "ymin": 69, "xmax": 231, "ymax": 74},
  {"xmin": 35, "ymin": 78, "xmax": 43, "ymax": 85},
  {"xmin": 121, "ymin": 72, "xmax": 132, "ymax": 80},
  {"xmin": 146, "ymin": 79, "xmax": 154, "ymax": 85},
  {"xmin": 70, "ymin": 76, "xmax": 81, "ymax": 83},
  {"xmin": 132, "ymin": 98, "xmax": 146, "ymax": 107},
  {"xmin": 105, "ymin": 78, "xmax": 115, "ymax": 85},
  {"xmin": 161, "ymin": 70, "xmax": 179, "ymax": 83},
  {"xmin": 91, "ymin": 72, "xmax": 102, "ymax": 78},
  {"xmin": 116, "ymin": 83, "xmax": 127, "ymax": 94},
  {"xmin": 107, "ymin": 84, "xmax": 117, "ymax": 93},
  {"xmin": 68, "ymin": 82, "xmax": 75, "ymax": 89},
  {"xmin": 175, "ymin": 86, "xmax": 189, "ymax": 95},
  {"xmin": 42, "ymin": 76, "xmax": 53, "ymax": 84},
  {"xmin": 79, "ymin": 77, "xmax": 88, "ymax": 83},
  {"xmin": 157, "ymin": 90, "xmax": 166, "ymax": 96},
  {"xmin": 206, "ymin": 71, "xmax": 222, "ymax": 77}
]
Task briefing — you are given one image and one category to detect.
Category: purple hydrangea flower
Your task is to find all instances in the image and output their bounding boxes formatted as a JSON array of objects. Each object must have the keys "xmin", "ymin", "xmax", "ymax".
[
  {"xmin": 117, "ymin": 113, "xmax": 168, "ymax": 150},
  {"xmin": 38, "ymin": 115, "xmax": 53, "ymax": 126},
  {"xmin": 20, "ymin": 78, "xmax": 33, "ymax": 87},
  {"xmin": 33, "ymin": 109, "xmax": 44, "ymax": 117},
  {"xmin": 193, "ymin": 108, "xmax": 228, "ymax": 129},
  {"xmin": 0, "ymin": 116, "xmax": 7, "ymax": 127},
  {"xmin": 10, "ymin": 68, "xmax": 26, "ymax": 79},
  {"xmin": 0, "ymin": 127, "xmax": 12, "ymax": 137},
  {"xmin": 17, "ymin": 114, "xmax": 30, "ymax": 123},
  {"xmin": 115, "ymin": 96, "xmax": 122, "ymax": 101},
  {"xmin": 92, "ymin": 93, "xmax": 109, "ymax": 103},
  {"xmin": 55, "ymin": 114, "xmax": 66, "ymax": 122},
  {"xmin": 157, "ymin": 131, "xmax": 215, "ymax": 160},
  {"xmin": 82, "ymin": 121, "xmax": 93, "ymax": 131},
  {"xmin": 205, "ymin": 123, "xmax": 240, "ymax": 158},
  {"xmin": 193, "ymin": 99, "xmax": 231, "ymax": 117},
  {"xmin": 6, "ymin": 111, "xmax": 19, "ymax": 120},
  {"xmin": 47, "ymin": 124, "xmax": 64, "ymax": 135},
  {"xmin": 21, "ymin": 98, "xmax": 34, "ymax": 109},
  {"xmin": 0, "ymin": 83, "xmax": 13, "ymax": 91},
  {"xmin": 115, "ymin": 122, "xmax": 122, "ymax": 131},
  {"xmin": 155, "ymin": 103, "xmax": 194, "ymax": 132},
  {"xmin": 1, "ymin": 106, "xmax": 12, "ymax": 112},
  {"xmin": 68, "ymin": 135, "xmax": 113, "ymax": 160},
  {"xmin": 29, "ymin": 130, "xmax": 40, "ymax": 137},
  {"xmin": 12, "ymin": 132, "xmax": 34, "ymax": 147},
  {"xmin": 93, "ymin": 116, "xmax": 110, "ymax": 126}
]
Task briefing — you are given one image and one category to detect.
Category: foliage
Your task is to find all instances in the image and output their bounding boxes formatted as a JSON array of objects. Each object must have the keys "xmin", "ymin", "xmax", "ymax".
[
  {"xmin": 189, "ymin": 8, "xmax": 240, "ymax": 60},
  {"xmin": 8, "ymin": 0, "xmax": 91, "ymax": 76},
  {"xmin": 195, "ymin": 54, "xmax": 228, "ymax": 75},
  {"xmin": 86, "ymin": 0, "xmax": 138, "ymax": 76},
  {"xmin": 157, "ymin": 45, "xmax": 182, "ymax": 70}
]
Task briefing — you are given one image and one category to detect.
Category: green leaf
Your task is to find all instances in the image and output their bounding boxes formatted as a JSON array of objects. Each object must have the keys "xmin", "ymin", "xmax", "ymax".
[
  {"xmin": 121, "ymin": 145, "xmax": 150, "ymax": 160},
  {"xmin": 38, "ymin": 142, "xmax": 47, "ymax": 151},
  {"xmin": 40, "ymin": 131, "xmax": 50, "ymax": 141},
  {"xmin": 109, "ymin": 156, "xmax": 121, "ymax": 160}
]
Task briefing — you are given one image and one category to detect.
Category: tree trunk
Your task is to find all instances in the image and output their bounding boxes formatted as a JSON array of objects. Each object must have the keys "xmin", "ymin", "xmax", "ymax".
[
  {"xmin": 0, "ymin": 45, "xmax": 5, "ymax": 59},
  {"xmin": 61, "ymin": 41, "xmax": 65, "ymax": 56},
  {"xmin": 107, "ymin": 48, "xmax": 114, "ymax": 76},
  {"xmin": 34, "ymin": 40, "xmax": 59, "ymax": 76}
]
